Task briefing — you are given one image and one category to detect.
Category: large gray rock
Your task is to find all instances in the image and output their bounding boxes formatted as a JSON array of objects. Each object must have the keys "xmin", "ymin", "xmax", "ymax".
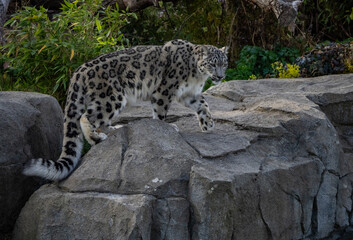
[
  {"xmin": 13, "ymin": 74, "xmax": 353, "ymax": 239},
  {"xmin": 13, "ymin": 184, "xmax": 154, "ymax": 240},
  {"xmin": 61, "ymin": 119, "xmax": 200, "ymax": 198},
  {"xmin": 0, "ymin": 92, "xmax": 63, "ymax": 238}
]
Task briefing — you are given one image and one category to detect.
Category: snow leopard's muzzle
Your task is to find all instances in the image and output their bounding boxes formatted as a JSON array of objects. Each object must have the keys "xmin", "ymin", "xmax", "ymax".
[{"xmin": 211, "ymin": 75, "xmax": 225, "ymax": 85}]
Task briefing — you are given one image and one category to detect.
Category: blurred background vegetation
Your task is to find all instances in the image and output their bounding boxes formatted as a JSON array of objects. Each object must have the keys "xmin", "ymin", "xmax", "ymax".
[{"xmin": 1, "ymin": 0, "xmax": 353, "ymax": 106}]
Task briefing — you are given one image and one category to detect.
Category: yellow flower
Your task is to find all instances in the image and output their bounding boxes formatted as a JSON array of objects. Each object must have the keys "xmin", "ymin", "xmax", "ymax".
[
  {"xmin": 248, "ymin": 74, "xmax": 257, "ymax": 80},
  {"xmin": 272, "ymin": 61, "xmax": 300, "ymax": 78}
]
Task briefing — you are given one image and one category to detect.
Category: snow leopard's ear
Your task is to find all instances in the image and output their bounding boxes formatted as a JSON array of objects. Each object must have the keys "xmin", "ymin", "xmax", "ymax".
[{"xmin": 220, "ymin": 46, "xmax": 229, "ymax": 55}]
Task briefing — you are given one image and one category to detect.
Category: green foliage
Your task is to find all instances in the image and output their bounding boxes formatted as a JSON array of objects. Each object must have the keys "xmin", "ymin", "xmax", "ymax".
[
  {"xmin": 202, "ymin": 79, "xmax": 213, "ymax": 92},
  {"xmin": 125, "ymin": 0, "xmax": 353, "ymax": 62},
  {"xmin": 224, "ymin": 45, "xmax": 300, "ymax": 80},
  {"xmin": 125, "ymin": 0, "xmax": 303, "ymax": 65},
  {"xmin": 82, "ymin": 139, "xmax": 91, "ymax": 156},
  {"xmin": 0, "ymin": 0, "xmax": 136, "ymax": 105},
  {"xmin": 2, "ymin": 0, "xmax": 352, "ymax": 101},
  {"xmin": 202, "ymin": 45, "xmax": 300, "ymax": 91},
  {"xmin": 123, "ymin": 0, "xmax": 226, "ymax": 46},
  {"xmin": 298, "ymin": 0, "xmax": 353, "ymax": 41}
]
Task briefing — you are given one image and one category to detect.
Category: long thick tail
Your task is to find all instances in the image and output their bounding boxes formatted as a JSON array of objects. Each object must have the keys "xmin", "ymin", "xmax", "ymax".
[{"xmin": 23, "ymin": 75, "xmax": 85, "ymax": 181}]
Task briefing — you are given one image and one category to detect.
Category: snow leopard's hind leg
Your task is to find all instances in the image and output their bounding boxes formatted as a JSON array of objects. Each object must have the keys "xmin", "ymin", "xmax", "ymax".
[
  {"xmin": 80, "ymin": 113, "xmax": 107, "ymax": 145},
  {"xmin": 81, "ymin": 93, "xmax": 127, "ymax": 145},
  {"xmin": 150, "ymin": 77, "xmax": 178, "ymax": 120}
]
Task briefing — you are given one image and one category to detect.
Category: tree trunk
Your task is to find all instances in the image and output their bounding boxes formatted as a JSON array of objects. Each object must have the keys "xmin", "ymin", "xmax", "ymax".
[
  {"xmin": 102, "ymin": 0, "xmax": 178, "ymax": 12},
  {"xmin": 0, "ymin": 0, "xmax": 10, "ymax": 44},
  {"xmin": 246, "ymin": 0, "xmax": 303, "ymax": 32}
]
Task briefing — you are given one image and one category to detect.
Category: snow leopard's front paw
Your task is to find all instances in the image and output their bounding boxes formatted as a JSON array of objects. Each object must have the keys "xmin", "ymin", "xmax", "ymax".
[
  {"xmin": 198, "ymin": 110, "xmax": 214, "ymax": 132},
  {"xmin": 89, "ymin": 131, "xmax": 107, "ymax": 145}
]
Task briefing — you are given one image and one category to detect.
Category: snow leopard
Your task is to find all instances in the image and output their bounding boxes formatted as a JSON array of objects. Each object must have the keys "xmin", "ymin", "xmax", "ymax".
[{"xmin": 23, "ymin": 39, "xmax": 229, "ymax": 181}]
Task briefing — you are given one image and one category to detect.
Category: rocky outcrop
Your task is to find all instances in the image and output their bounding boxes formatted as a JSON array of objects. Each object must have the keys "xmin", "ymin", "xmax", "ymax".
[
  {"xmin": 12, "ymin": 74, "xmax": 353, "ymax": 239},
  {"xmin": 0, "ymin": 92, "xmax": 63, "ymax": 238}
]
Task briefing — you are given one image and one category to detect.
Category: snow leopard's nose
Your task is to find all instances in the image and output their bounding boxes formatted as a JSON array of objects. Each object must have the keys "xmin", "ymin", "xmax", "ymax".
[
  {"xmin": 216, "ymin": 75, "xmax": 225, "ymax": 81},
  {"xmin": 211, "ymin": 75, "xmax": 223, "ymax": 85}
]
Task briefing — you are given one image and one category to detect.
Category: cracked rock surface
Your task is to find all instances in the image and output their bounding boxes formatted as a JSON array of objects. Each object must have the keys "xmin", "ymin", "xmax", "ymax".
[{"xmin": 13, "ymin": 74, "xmax": 353, "ymax": 239}]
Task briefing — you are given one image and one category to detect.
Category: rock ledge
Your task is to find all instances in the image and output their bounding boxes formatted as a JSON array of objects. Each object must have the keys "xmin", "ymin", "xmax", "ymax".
[{"xmin": 13, "ymin": 75, "xmax": 353, "ymax": 240}]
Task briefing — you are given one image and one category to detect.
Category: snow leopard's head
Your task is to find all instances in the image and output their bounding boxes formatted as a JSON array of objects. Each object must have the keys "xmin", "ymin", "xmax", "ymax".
[{"xmin": 198, "ymin": 46, "xmax": 229, "ymax": 85}]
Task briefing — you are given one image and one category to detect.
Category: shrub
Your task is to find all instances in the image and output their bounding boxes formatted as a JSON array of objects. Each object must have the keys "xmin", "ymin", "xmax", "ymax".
[
  {"xmin": 0, "ymin": 0, "xmax": 136, "ymax": 105},
  {"xmin": 296, "ymin": 42, "xmax": 353, "ymax": 77},
  {"xmin": 248, "ymin": 74, "xmax": 257, "ymax": 80},
  {"xmin": 272, "ymin": 62, "xmax": 300, "ymax": 78},
  {"xmin": 225, "ymin": 45, "xmax": 300, "ymax": 80}
]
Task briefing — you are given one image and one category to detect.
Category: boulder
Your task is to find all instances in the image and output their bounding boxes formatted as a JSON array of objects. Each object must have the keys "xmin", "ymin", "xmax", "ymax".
[
  {"xmin": 60, "ymin": 119, "xmax": 201, "ymax": 198},
  {"xmin": 0, "ymin": 92, "xmax": 63, "ymax": 238},
  {"xmin": 13, "ymin": 185, "xmax": 154, "ymax": 240},
  {"xmin": 12, "ymin": 74, "xmax": 353, "ymax": 239}
]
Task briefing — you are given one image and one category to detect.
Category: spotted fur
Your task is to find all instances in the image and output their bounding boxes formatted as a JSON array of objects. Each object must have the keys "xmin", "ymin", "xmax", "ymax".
[{"xmin": 22, "ymin": 39, "xmax": 228, "ymax": 180}]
